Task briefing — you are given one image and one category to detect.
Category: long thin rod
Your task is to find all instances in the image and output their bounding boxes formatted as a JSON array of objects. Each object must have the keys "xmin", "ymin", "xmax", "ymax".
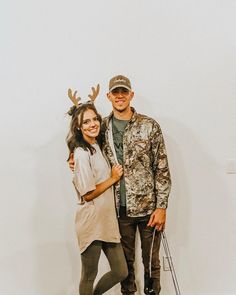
[
  {"xmin": 161, "ymin": 231, "xmax": 181, "ymax": 295},
  {"xmin": 149, "ymin": 228, "xmax": 156, "ymax": 276}
]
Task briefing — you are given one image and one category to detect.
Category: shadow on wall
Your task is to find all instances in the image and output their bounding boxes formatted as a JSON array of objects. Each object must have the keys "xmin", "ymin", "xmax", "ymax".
[
  {"xmin": 157, "ymin": 117, "xmax": 232, "ymax": 295},
  {"xmin": 159, "ymin": 117, "xmax": 191, "ymax": 295},
  {"xmin": 30, "ymin": 132, "xmax": 80, "ymax": 295}
]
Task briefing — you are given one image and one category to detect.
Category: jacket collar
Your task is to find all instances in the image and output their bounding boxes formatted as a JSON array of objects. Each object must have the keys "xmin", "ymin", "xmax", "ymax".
[{"xmin": 104, "ymin": 107, "xmax": 137, "ymax": 128}]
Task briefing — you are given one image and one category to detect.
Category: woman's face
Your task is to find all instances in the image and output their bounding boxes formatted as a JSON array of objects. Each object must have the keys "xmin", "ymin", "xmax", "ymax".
[{"xmin": 79, "ymin": 109, "xmax": 100, "ymax": 144}]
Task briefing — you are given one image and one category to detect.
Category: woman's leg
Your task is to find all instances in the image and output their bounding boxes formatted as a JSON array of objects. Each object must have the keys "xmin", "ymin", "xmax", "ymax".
[
  {"xmin": 79, "ymin": 241, "xmax": 102, "ymax": 295},
  {"xmin": 93, "ymin": 242, "xmax": 128, "ymax": 295}
]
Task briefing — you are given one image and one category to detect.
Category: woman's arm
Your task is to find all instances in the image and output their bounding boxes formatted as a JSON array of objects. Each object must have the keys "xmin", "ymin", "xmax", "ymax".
[{"xmin": 83, "ymin": 165, "xmax": 123, "ymax": 202}]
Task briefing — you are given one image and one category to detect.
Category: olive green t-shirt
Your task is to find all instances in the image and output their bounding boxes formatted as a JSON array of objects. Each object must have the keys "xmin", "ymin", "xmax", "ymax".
[{"xmin": 112, "ymin": 116, "xmax": 129, "ymax": 207}]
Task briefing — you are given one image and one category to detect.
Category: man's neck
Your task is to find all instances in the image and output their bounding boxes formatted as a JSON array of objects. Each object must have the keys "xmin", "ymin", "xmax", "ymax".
[{"xmin": 113, "ymin": 107, "xmax": 133, "ymax": 121}]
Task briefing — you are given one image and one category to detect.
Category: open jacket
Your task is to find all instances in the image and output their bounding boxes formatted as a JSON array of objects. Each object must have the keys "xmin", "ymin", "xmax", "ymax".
[{"xmin": 102, "ymin": 108, "xmax": 171, "ymax": 217}]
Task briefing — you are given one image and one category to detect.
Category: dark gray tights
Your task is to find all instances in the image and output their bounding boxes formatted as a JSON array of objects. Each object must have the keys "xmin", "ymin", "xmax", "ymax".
[{"xmin": 79, "ymin": 241, "xmax": 128, "ymax": 295}]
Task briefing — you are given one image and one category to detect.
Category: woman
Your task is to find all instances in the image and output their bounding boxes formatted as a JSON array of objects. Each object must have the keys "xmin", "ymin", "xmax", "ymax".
[{"xmin": 66, "ymin": 92, "xmax": 128, "ymax": 295}]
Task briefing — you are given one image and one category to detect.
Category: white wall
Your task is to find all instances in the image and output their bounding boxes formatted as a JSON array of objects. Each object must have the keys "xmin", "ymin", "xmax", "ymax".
[{"xmin": 1, "ymin": 0, "xmax": 236, "ymax": 294}]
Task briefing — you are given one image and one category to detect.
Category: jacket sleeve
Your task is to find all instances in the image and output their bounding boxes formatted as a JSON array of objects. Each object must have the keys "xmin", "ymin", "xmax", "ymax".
[{"xmin": 150, "ymin": 121, "xmax": 171, "ymax": 209}]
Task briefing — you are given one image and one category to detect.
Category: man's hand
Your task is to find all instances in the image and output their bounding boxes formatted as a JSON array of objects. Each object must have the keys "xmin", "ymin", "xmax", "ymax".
[
  {"xmin": 68, "ymin": 153, "xmax": 75, "ymax": 172},
  {"xmin": 147, "ymin": 208, "xmax": 166, "ymax": 231}
]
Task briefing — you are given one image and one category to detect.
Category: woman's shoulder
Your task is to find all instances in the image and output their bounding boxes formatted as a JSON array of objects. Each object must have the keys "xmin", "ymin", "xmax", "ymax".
[{"xmin": 74, "ymin": 147, "xmax": 90, "ymax": 160}]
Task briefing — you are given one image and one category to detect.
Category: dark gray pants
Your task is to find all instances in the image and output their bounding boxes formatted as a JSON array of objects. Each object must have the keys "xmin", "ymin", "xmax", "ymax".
[
  {"xmin": 119, "ymin": 207, "xmax": 161, "ymax": 295},
  {"xmin": 79, "ymin": 241, "xmax": 128, "ymax": 295}
]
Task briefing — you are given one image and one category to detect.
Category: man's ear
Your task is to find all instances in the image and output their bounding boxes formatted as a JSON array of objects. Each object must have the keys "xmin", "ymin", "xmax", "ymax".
[
  {"xmin": 107, "ymin": 92, "xmax": 111, "ymax": 101},
  {"xmin": 130, "ymin": 91, "xmax": 134, "ymax": 100}
]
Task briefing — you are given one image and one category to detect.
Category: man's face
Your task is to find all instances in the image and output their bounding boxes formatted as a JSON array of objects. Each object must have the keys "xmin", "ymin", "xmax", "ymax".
[{"xmin": 107, "ymin": 87, "xmax": 134, "ymax": 112}]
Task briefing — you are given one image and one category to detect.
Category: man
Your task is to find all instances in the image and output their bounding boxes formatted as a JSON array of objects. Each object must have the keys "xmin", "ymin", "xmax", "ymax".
[{"xmin": 70, "ymin": 75, "xmax": 171, "ymax": 294}]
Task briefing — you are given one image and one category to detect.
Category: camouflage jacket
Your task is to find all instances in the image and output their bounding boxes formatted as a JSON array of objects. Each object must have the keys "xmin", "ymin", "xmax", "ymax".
[{"xmin": 102, "ymin": 108, "xmax": 171, "ymax": 217}]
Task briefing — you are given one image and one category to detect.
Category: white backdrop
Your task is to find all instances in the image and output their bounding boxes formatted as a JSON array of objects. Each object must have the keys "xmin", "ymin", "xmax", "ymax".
[{"xmin": 1, "ymin": 0, "xmax": 236, "ymax": 294}]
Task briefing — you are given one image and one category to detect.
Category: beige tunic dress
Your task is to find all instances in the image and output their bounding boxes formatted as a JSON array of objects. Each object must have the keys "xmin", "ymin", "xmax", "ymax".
[{"xmin": 73, "ymin": 143, "xmax": 120, "ymax": 253}]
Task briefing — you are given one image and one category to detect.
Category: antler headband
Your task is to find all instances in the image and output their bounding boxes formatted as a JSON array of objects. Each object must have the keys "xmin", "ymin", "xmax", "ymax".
[{"xmin": 68, "ymin": 84, "xmax": 100, "ymax": 107}]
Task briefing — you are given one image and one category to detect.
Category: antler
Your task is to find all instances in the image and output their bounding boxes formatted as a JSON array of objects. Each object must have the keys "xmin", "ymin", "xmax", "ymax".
[
  {"xmin": 68, "ymin": 89, "xmax": 81, "ymax": 107},
  {"xmin": 88, "ymin": 84, "xmax": 100, "ymax": 102}
]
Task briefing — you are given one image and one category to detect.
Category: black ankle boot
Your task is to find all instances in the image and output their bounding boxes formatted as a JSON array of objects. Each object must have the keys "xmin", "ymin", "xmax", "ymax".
[{"xmin": 144, "ymin": 273, "xmax": 156, "ymax": 295}]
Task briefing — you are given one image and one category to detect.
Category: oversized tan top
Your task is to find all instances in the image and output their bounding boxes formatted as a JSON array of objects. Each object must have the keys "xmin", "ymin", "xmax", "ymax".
[{"xmin": 73, "ymin": 143, "xmax": 120, "ymax": 253}]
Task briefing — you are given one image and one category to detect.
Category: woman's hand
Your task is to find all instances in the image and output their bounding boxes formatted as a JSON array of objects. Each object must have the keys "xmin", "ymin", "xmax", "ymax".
[
  {"xmin": 111, "ymin": 164, "xmax": 123, "ymax": 182},
  {"xmin": 82, "ymin": 164, "xmax": 123, "ymax": 202},
  {"xmin": 68, "ymin": 153, "xmax": 75, "ymax": 172}
]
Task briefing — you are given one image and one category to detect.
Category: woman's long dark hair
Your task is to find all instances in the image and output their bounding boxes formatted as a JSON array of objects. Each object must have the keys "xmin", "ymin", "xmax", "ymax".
[{"xmin": 66, "ymin": 103, "xmax": 103, "ymax": 160}]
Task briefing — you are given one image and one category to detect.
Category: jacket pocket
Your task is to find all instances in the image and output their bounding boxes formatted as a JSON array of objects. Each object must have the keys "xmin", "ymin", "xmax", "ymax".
[{"xmin": 133, "ymin": 139, "xmax": 149, "ymax": 154}]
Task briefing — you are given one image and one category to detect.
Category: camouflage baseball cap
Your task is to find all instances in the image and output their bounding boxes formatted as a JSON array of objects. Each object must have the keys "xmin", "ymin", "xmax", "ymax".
[{"xmin": 109, "ymin": 75, "xmax": 132, "ymax": 92}]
